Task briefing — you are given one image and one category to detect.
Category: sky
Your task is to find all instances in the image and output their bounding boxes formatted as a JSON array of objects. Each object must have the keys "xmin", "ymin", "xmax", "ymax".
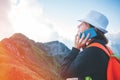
[
  {"xmin": 0, "ymin": 0, "xmax": 120, "ymax": 49},
  {"xmin": 0, "ymin": 0, "xmax": 14, "ymax": 40}
]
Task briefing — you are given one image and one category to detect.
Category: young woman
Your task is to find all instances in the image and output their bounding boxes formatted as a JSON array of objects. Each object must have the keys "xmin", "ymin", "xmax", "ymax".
[{"xmin": 60, "ymin": 11, "xmax": 109, "ymax": 80}]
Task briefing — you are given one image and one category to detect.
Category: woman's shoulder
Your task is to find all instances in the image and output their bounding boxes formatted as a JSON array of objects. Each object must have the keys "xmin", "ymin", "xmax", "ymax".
[{"xmin": 81, "ymin": 46, "xmax": 108, "ymax": 58}]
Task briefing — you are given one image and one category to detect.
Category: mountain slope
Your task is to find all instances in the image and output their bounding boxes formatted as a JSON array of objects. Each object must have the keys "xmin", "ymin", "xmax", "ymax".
[
  {"xmin": 37, "ymin": 41, "xmax": 71, "ymax": 64},
  {"xmin": 0, "ymin": 33, "xmax": 63, "ymax": 80}
]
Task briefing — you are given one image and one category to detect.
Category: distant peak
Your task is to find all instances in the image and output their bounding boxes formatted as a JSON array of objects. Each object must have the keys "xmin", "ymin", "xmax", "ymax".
[
  {"xmin": 10, "ymin": 33, "xmax": 29, "ymax": 40},
  {"xmin": 45, "ymin": 41, "xmax": 60, "ymax": 44}
]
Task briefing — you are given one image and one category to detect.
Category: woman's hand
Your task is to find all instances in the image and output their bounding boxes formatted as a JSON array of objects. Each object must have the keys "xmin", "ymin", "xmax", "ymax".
[{"xmin": 74, "ymin": 33, "xmax": 90, "ymax": 50}]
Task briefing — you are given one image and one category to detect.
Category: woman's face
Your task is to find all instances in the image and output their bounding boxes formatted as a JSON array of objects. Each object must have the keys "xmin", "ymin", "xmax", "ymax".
[{"xmin": 77, "ymin": 22, "xmax": 90, "ymax": 35}]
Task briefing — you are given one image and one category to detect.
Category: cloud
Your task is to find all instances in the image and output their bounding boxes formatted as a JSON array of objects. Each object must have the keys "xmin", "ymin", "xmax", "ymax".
[
  {"xmin": 9, "ymin": 0, "xmax": 61, "ymax": 42},
  {"xmin": 0, "ymin": 0, "xmax": 14, "ymax": 40},
  {"xmin": 2, "ymin": 0, "xmax": 73, "ymax": 48},
  {"xmin": 107, "ymin": 32, "xmax": 120, "ymax": 55}
]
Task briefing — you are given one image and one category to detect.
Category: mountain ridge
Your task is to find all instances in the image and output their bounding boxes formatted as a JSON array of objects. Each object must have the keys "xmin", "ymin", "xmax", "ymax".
[{"xmin": 0, "ymin": 33, "xmax": 64, "ymax": 80}]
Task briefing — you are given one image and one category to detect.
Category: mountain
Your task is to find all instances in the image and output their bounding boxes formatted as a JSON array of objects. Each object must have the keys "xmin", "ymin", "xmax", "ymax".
[
  {"xmin": 36, "ymin": 41, "xmax": 71, "ymax": 64},
  {"xmin": 37, "ymin": 41, "xmax": 70, "ymax": 56},
  {"xmin": 0, "ymin": 33, "xmax": 63, "ymax": 80}
]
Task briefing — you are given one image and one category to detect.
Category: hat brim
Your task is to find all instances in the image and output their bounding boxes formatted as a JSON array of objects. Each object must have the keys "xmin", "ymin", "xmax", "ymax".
[{"xmin": 78, "ymin": 19, "xmax": 108, "ymax": 34}]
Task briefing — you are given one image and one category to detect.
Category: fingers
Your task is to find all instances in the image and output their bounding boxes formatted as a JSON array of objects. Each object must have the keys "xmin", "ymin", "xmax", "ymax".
[
  {"xmin": 76, "ymin": 34, "xmax": 80, "ymax": 43},
  {"xmin": 74, "ymin": 33, "xmax": 90, "ymax": 49},
  {"xmin": 81, "ymin": 33, "xmax": 90, "ymax": 44},
  {"xmin": 75, "ymin": 34, "xmax": 79, "ymax": 43},
  {"xmin": 84, "ymin": 33, "xmax": 90, "ymax": 42},
  {"xmin": 79, "ymin": 33, "xmax": 85, "ymax": 43}
]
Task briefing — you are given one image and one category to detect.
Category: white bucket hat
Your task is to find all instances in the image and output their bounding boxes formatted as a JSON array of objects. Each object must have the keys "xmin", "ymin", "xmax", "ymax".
[{"xmin": 79, "ymin": 10, "xmax": 109, "ymax": 33}]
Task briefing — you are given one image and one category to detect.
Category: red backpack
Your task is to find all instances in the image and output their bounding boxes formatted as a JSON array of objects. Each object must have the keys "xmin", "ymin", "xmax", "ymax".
[{"xmin": 88, "ymin": 42, "xmax": 120, "ymax": 80}]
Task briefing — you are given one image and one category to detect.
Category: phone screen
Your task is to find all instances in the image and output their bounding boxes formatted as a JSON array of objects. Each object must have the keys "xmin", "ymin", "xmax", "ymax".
[{"xmin": 80, "ymin": 28, "xmax": 97, "ymax": 39}]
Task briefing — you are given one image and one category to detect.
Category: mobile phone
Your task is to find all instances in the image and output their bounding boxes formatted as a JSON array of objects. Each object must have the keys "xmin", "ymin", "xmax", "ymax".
[{"xmin": 80, "ymin": 28, "xmax": 97, "ymax": 39}]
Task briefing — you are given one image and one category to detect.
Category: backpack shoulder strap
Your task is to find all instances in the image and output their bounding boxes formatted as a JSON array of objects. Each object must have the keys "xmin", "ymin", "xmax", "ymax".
[{"xmin": 87, "ymin": 42, "xmax": 112, "ymax": 56}]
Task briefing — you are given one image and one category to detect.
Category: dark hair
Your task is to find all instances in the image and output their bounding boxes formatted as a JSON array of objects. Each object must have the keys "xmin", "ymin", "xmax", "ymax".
[{"xmin": 90, "ymin": 24, "xmax": 108, "ymax": 44}]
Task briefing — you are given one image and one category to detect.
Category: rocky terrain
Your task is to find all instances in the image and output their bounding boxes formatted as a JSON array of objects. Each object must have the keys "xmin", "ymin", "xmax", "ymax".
[{"xmin": 0, "ymin": 33, "xmax": 65, "ymax": 80}]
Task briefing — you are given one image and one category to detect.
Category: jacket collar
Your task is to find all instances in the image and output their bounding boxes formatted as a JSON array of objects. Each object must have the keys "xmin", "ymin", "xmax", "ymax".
[{"xmin": 83, "ymin": 39, "xmax": 106, "ymax": 49}]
